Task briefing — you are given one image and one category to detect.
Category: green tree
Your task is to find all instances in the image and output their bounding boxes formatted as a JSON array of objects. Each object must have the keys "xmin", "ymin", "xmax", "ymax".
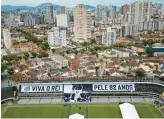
[
  {"xmin": 126, "ymin": 35, "xmax": 133, "ymax": 39},
  {"xmin": 60, "ymin": 52, "xmax": 65, "ymax": 56},
  {"xmin": 23, "ymin": 56, "xmax": 28, "ymax": 60},
  {"xmin": 137, "ymin": 52, "xmax": 144, "ymax": 56},
  {"xmin": 38, "ymin": 51, "xmax": 49, "ymax": 58},
  {"xmin": 66, "ymin": 50, "xmax": 71, "ymax": 54},
  {"xmin": 91, "ymin": 50, "xmax": 97, "ymax": 54},
  {"xmin": 48, "ymin": 72, "xmax": 51, "ymax": 77},
  {"xmin": 161, "ymin": 29, "xmax": 164, "ymax": 35},
  {"xmin": 90, "ymin": 38, "xmax": 97, "ymax": 45},
  {"xmin": 162, "ymin": 39, "xmax": 164, "ymax": 43},
  {"xmin": 147, "ymin": 39, "xmax": 154, "ymax": 45},
  {"xmin": 94, "ymin": 46, "xmax": 100, "ymax": 51},
  {"xmin": 73, "ymin": 50, "xmax": 78, "ymax": 55},
  {"xmin": 81, "ymin": 42, "xmax": 89, "ymax": 46},
  {"xmin": 79, "ymin": 49, "xmax": 85, "ymax": 54},
  {"xmin": 7, "ymin": 67, "xmax": 14, "ymax": 76},
  {"xmin": 135, "ymin": 69, "xmax": 145, "ymax": 77},
  {"xmin": 148, "ymin": 30, "xmax": 152, "ymax": 35},
  {"xmin": 51, "ymin": 49, "xmax": 56, "ymax": 53},
  {"xmin": 40, "ymin": 42, "xmax": 50, "ymax": 50},
  {"xmin": 1, "ymin": 63, "xmax": 7, "ymax": 72},
  {"xmin": 3, "ymin": 54, "xmax": 18, "ymax": 62},
  {"xmin": 31, "ymin": 52, "xmax": 37, "ymax": 58},
  {"xmin": 17, "ymin": 56, "xmax": 22, "ymax": 60},
  {"xmin": 24, "ymin": 52, "xmax": 29, "ymax": 58},
  {"xmin": 95, "ymin": 66, "xmax": 100, "ymax": 76}
]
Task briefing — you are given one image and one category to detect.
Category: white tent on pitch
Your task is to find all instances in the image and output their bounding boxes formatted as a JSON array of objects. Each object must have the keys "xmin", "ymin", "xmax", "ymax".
[
  {"xmin": 69, "ymin": 113, "xmax": 84, "ymax": 119},
  {"xmin": 119, "ymin": 103, "xmax": 140, "ymax": 119}
]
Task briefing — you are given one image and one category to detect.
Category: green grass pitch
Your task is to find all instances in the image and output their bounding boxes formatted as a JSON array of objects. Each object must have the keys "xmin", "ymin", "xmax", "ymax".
[{"xmin": 1, "ymin": 104, "xmax": 163, "ymax": 118}]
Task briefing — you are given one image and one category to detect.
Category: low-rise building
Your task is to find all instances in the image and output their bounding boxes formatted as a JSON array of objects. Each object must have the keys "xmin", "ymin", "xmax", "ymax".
[
  {"xmin": 68, "ymin": 58, "xmax": 80, "ymax": 71},
  {"xmin": 51, "ymin": 55, "xmax": 68, "ymax": 68},
  {"xmin": 131, "ymin": 46, "xmax": 145, "ymax": 52},
  {"xmin": 11, "ymin": 43, "xmax": 39, "ymax": 54}
]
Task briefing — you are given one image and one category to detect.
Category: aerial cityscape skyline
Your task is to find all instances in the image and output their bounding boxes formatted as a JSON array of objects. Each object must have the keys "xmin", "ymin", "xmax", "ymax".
[
  {"xmin": 1, "ymin": 0, "xmax": 164, "ymax": 118},
  {"xmin": 1, "ymin": 0, "xmax": 164, "ymax": 7}
]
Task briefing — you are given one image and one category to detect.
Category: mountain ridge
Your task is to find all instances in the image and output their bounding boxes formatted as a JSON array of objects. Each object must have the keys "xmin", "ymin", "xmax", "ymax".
[{"xmin": 1, "ymin": 3, "xmax": 95, "ymax": 12}]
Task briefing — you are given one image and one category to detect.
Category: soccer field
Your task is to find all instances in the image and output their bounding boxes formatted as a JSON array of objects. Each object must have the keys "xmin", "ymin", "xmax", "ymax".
[{"xmin": 1, "ymin": 104, "xmax": 163, "ymax": 118}]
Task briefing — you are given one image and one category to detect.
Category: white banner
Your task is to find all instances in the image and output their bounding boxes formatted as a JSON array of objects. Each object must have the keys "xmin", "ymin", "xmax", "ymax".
[
  {"xmin": 21, "ymin": 84, "xmax": 63, "ymax": 92},
  {"xmin": 64, "ymin": 84, "xmax": 92, "ymax": 93},
  {"xmin": 93, "ymin": 83, "xmax": 135, "ymax": 91}
]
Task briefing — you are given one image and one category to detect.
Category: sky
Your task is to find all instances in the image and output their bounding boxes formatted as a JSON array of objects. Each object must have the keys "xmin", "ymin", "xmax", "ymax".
[{"xmin": 1, "ymin": 0, "xmax": 164, "ymax": 7}]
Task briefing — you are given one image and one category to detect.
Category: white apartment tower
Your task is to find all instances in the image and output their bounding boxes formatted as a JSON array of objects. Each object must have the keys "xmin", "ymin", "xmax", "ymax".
[
  {"xmin": 56, "ymin": 14, "xmax": 68, "ymax": 27},
  {"xmin": 3, "ymin": 29, "xmax": 12, "ymax": 49},
  {"xmin": 48, "ymin": 27, "xmax": 66, "ymax": 46},
  {"xmin": 162, "ymin": 4, "xmax": 164, "ymax": 18},
  {"xmin": 102, "ymin": 27, "xmax": 116, "ymax": 46},
  {"xmin": 95, "ymin": 5, "xmax": 103, "ymax": 20},
  {"xmin": 73, "ymin": 4, "xmax": 91, "ymax": 41},
  {"xmin": 128, "ymin": 0, "xmax": 152, "ymax": 24}
]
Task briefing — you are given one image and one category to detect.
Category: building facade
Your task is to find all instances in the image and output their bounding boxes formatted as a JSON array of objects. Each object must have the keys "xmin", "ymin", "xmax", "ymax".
[
  {"xmin": 48, "ymin": 27, "xmax": 67, "ymax": 46},
  {"xmin": 128, "ymin": 0, "xmax": 152, "ymax": 24},
  {"xmin": 46, "ymin": 5, "xmax": 54, "ymax": 23},
  {"xmin": 102, "ymin": 27, "xmax": 116, "ymax": 46},
  {"xmin": 56, "ymin": 14, "xmax": 68, "ymax": 27},
  {"xmin": 11, "ymin": 43, "xmax": 39, "ymax": 54},
  {"xmin": 2, "ymin": 29, "xmax": 12, "ymax": 49},
  {"xmin": 60, "ymin": 6, "xmax": 67, "ymax": 14},
  {"xmin": 73, "ymin": 4, "xmax": 91, "ymax": 41},
  {"xmin": 162, "ymin": 4, "xmax": 164, "ymax": 18}
]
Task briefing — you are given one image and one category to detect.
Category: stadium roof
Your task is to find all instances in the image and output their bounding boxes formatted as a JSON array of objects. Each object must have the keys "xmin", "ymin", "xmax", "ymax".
[
  {"xmin": 119, "ymin": 103, "xmax": 140, "ymax": 119},
  {"xmin": 69, "ymin": 113, "xmax": 84, "ymax": 119}
]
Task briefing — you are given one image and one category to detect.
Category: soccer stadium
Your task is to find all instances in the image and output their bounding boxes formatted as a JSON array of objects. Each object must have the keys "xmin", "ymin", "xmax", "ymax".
[{"xmin": 1, "ymin": 77, "xmax": 164, "ymax": 118}]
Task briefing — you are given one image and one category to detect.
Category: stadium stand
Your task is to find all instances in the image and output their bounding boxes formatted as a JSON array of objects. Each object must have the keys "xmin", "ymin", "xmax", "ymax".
[
  {"xmin": 131, "ymin": 97, "xmax": 145, "ymax": 103},
  {"xmin": 98, "ymin": 96, "xmax": 108, "ymax": 102},
  {"xmin": 1, "ymin": 87, "xmax": 14, "ymax": 100},
  {"xmin": 91, "ymin": 97, "xmax": 98, "ymax": 103},
  {"xmin": 120, "ymin": 97, "xmax": 131, "ymax": 102},
  {"xmin": 109, "ymin": 97, "xmax": 119, "ymax": 102},
  {"xmin": 15, "ymin": 81, "xmax": 164, "ymax": 107},
  {"xmin": 40, "ymin": 98, "xmax": 51, "ymax": 104},
  {"xmin": 135, "ymin": 84, "xmax": 164, "ymax": 94},
  {"xmin": 18, "ymin": 98, "xmax": 30, "ymax": 104},
  {"xmin": 29, "ymin": 99, "xmax": 40, "ymax": 104},
  {"xmin": 51, "ymin": 97, "xmax": 62, "ymax": 103}
]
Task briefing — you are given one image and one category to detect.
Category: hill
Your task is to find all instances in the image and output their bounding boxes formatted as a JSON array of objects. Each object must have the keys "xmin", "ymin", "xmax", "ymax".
[
  {"xmin": 1, "ymin": 3, "xmax": 95, "ymax": 12},
  {"xmin": 1, "ymin": 5, "xmax": 34, "ymax": 12}
]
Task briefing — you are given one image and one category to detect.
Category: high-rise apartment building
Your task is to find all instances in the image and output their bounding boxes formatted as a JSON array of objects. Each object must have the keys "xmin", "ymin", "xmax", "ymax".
[
  {"xmin": 128, "ymin": 0, "xmax": 152, "ymax": 24},
  {"xmin": 121, "ymin": 5, "xmax": 129, "ymax": 15},
  {"xmin": 23, "ymin": 14, "xmax": 44, "ymax": 26},
  {"xmin": 3, "ymin": 29, "xmax": 12, "ymax": 49},
  {"xmin": 56, "ymin": 14, "xmax": 68, "ymax": 27},
  {"xmin": 46, "ymin": 5, "xmax": 54, "ymax": 23},
  {"xmin": 24, "ymin": 14, "xmax": 35, "ymax": 26},
  {"xmin": 73, "ymin": 4, "xmax": 91, "ymax": 41},
  {"xmin": 60, "ymin": 6, "xmax": 67, "ymax": 14},
  {"xmin": 162, "ymin": 4, "xmax": 164, "ymax": 18},
  {"xmin": 102, "ymin": 27, "xmax": 116, "ymax": 46},
  {"xmin": 48, "ymin": 27, "xmax": 66, "ymax": 46},
  {"xmin": 124, "ymin": 4, "xmax": 129, "ymax": 15},
  {"xmin": 95, "ymin": 5, "xmax": 103, "ymax": 20}
]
